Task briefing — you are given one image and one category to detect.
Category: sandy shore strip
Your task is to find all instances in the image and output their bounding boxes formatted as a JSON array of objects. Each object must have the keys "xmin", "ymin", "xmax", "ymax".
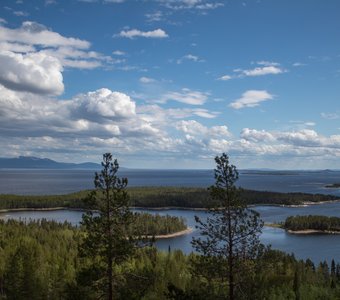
[{"xmin": 151, "ymin": 227, "xmax": 193, "ymax": 239}]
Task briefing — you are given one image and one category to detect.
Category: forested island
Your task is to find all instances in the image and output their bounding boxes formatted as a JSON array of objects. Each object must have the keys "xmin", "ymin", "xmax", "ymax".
[
  {"xmin": 326, "ymin": 183, "xmax": 340, "ymax": 188},
  {"xmin": 0, "ymin": 186, "xmax": 337, "ymax": 211},
  {"xmin": 284, "ymin": 215, "xmax": 340, "ymax": 234}
]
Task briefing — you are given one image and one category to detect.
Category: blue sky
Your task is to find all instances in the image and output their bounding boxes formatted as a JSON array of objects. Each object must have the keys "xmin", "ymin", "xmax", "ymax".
[{"xmin": 0, "ymin": 0, "xmax": 339, "ymax": 169}]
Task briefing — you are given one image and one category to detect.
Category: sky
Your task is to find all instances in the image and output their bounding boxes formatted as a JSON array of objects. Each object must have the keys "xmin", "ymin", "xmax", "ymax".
[{"xmin": 0, "ymin": 0, "xmax": 339, "ymax": 169}]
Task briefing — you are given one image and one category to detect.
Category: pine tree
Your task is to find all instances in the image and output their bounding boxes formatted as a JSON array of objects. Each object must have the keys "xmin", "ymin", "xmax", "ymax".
[
  {"xmin": 79, "ymin": 153, "xmax": 134, "ymax": 300},
  {"xmin": 192, "ymin": 153, "xmax": 264, "ymax": 300}
]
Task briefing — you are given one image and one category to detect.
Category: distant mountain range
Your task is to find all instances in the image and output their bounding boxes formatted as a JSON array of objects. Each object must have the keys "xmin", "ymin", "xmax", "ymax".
[{"xmin": 0, "ymin": 156, "xmax": 100, "ymax": 169}]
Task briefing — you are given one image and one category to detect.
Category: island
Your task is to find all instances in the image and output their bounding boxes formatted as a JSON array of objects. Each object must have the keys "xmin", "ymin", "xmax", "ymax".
[
  {"xmin": 325, "ymin": 183, "xmax": 340, "ymax": 188},
  {"xmin": 283, "ymin": 215, "xmax": 340, "ymax": 234},
  {"xmin": 0, "ymin": 186, "xmax": 338, "ymax": 211}
]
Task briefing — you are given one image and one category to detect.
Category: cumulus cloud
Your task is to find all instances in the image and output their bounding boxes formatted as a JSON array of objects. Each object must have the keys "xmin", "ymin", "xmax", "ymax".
[
  {"xmin": 176, "ymin": 120, "xmax": 208, "ymax": 135},
  {"xmin": 176, "ymin": 120, "xmax": 230, "ymax": 137},
  {"xmin": 0, "ymin": 86, "xmax": 167, "ymax": 146},
  {"xmin": 0, "ymin": 22, "xmax": 114, "ymax": 94},
  {"xmin": 241, "ymin": 128, "xmax": 275, "ymax": 142},
  {"xmin": 1, "ymin": 84, "xmax": 339, "ymax": 168},
  {"xmin": 119, "ymin": 28, "xmax": 168, "ymax": 38},
  {"xmin": 137, "ymin": 105, "xmax": 219, "ymax": 126},
  {"xmin": 229, "ymin": 90, "xmax": 274, "ymax": 109},
  {"xmin": 160, "ymin": 88, "xmax": 208, "ymax": 105},
  {"xmin": 0, "ymin": 50, "xmax": 64, "ymax": 95},
  {"xmin": 71, "ymin": 88, "xmax": 136, "ymax": 121}
]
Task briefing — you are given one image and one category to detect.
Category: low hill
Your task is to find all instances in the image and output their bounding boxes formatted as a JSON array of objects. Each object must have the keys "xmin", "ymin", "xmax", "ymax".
[{"xmin": 0, "ymin": 156, "xmax": 99, "ymax": 169}]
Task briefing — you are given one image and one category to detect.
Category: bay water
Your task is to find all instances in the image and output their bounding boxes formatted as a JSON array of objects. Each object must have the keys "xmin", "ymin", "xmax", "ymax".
[{"xmin": 1, "ymin": 169, "xmax": 340, "ymax": 263}]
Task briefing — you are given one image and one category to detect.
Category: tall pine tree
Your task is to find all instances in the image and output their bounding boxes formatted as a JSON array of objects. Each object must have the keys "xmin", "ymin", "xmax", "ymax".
[
  {"xmin": 192, "ymin": 153, "xmax": 264, "ymax": 300},
  {"xmin": 79, "ymin": 153, "xmax": 134, "ymax": 300}
]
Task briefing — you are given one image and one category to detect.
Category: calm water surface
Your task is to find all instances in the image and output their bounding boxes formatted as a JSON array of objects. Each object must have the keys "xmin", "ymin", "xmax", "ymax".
[
  {"xmin": 0, "ymin": 169, "xmax": 339, "ymax": 196},
  {"xmin": 2, "ymin": 203, "xmax": 340, "ymax": 263},
  {"xmin": 1, "ymin": 169, "xmax": 340, "ymax": 263}
]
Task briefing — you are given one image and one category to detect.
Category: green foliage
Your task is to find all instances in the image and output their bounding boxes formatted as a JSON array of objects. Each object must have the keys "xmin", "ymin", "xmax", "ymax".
[
  {"xmin": 79, "ymin": 153, "xmax": 135, "ymax": 300},
  {"xmin": 192, "ymin": 153, "xmax": 264, "ymax": 300},
  {"xmin": 1, "ymin": 220, "xmax": 340, "ymax": 299},
  {"xmin": 131, "ymin": 213, "xmax": 187, "ymax": 236},
  {"xmin": 0, "ymin": 187, "xmax": 337, "ymax": 210},
  {"xmin": 0, "ymin": 219, "xmax": 79, "ymax": 300},
  {"xmin": 285, "ymin": 215, "xmax": 340, "ymax": 232}
]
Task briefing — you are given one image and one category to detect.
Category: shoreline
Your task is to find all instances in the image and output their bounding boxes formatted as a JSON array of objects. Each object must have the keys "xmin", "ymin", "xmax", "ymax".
[
  {"xmin": 152, "ymin": 227, "xmax": 193, "ymax": 239},
  {"xmin": 1, "ymin": 198, "xmax": 340, "ymax": 213},
  {"xmin": 287, "ymin": 229, "xmax": 340, "ymax": 235}
]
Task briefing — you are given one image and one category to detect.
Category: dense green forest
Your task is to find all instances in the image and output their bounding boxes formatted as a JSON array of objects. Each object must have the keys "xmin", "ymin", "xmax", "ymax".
[
  {"xmin": 0, "ymin": 187, "xmax": 337, "ymax": 210},
  {"xmin": 284, "ymin": 215, "xmax": 340, "ymax": 232},
  {"xmin": 1, "ymin": 219, "xmax": 340, "ymax": 299},
  {"xmin": 132, "ymin": 213, "xmax": 187, "ymax": 236},
  {"xmin": 1, "ymin": 153, "xmax": 340, "ymax": 299}
]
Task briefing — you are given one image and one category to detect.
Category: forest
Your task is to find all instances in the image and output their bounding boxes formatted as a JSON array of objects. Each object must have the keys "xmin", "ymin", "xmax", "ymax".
[
  {"xmin": 1, "ymin": 153, "xmax": 340, "ymax": 299},
  {"xmin": 284, "ymin": 215, "xmax": 340, "ymax": 232},
  {"xmin": 1, "ymin": 219, "xmax": 340, "ymax": 299},
  {"xmin": 0, "ymin": 187, "xmax": 337, "ymax": 210}
]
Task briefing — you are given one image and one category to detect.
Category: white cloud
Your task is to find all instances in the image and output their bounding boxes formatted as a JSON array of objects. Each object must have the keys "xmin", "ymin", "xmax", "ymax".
[
  {"xmin": 176, "ymin": 120, "xmax": 207, "ymax": 135},
  {"xmin": 161, "ymin": 88, "xmax": 209, "ymax": 105},
  {"xmin": 229, "ymin": 90, "xmax": 274, "ymax": 109},
  {"xmin": 71, "ymin": 88, "xmax": 136, "ymax": 120},
  {"xmin": 145, "ymin": 11, "xmax": 164, "ymax": 22},
  {"xmin": 292, "ymin": 62, "xmax": 306, "ymax": 67},
  {"xmin": 0, "ymin": 50, "xmax": 64, "ymax": 95},
  {"xmin": 241, "ymin": 128, "xmax": 275, "ymax": 142},
  {"xmin": 240, "ymin": 65, "xmax": 284, "ymax": 76},
  {"xmin": 119, "ymin": 28, "xmax": 168, "ymax": 39},
  {"xmin": 0, "ymin": 42, "xmax": 35, "ymax": 53},
  {"xmin": 277, "ymin": 129, "xmax": 321, "ymax": 147},
  {"xmin": 219, "ymin": 61, "xmax": 285, "ymax": 80},
  {"xmin": 321, "ymin": 112, "xmax": 339, "ymax": 120},
  {"xmin": 112, "ymin": 50, "xmax": 125, "ymax": 55},
  {"xmin": 103, "ymin": 0, "xmax": 125, "ymax": 2},
  {"xmin": 13, "ymin": 11, "xmax": 29, "ymax": 17},
  {"xmin": 45, "ymin": 0, "xmax": 57, "ymax": 5},
  {"xmin": 0, "ymin": 22, "xmax": 115, "ymax": 94},
  {"xmin": 176, "ymin": 54, "xmax": 203, "ymax": 64},
  {"xmin": 140, "ymin": 76, "xmax": 156, "ymax": 83},
  {"xmin": 0, "ymin": 18, "xmax": 7, "ymax": 24},
  {"xmin": 192, "ymin": 109, "xmax": 218, "ymax": 118},
  {"xmin": 256, "ymin": 61, "xmax": 280, "ymax": 67},
  {"xmin": 176, "ymin": 120, "xmax": 230, "ymax": 137},
  {"xmin": 218, "ymin": 75, "xmax": 232, "ymax": 81},
  {"xmin": 1, "ymin": 84, "xmax": 339, "ymax": 168},
  {"xmin": 0, "ymin": 21, "xmax": 90, "ymax": 49},
  {"xmin": 161, "ymin": 0, "xmax": 224, "ymax": 10}
]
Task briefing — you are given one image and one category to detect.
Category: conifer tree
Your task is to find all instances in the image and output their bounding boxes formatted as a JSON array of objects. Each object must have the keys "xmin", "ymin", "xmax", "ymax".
[
  {"xmin": 192, "ymin": 153, "xmax": 264, "ymax": 300},
  {"xmin": 79, "ymin": 153, "xmax": 134, "ymax": 300}
]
